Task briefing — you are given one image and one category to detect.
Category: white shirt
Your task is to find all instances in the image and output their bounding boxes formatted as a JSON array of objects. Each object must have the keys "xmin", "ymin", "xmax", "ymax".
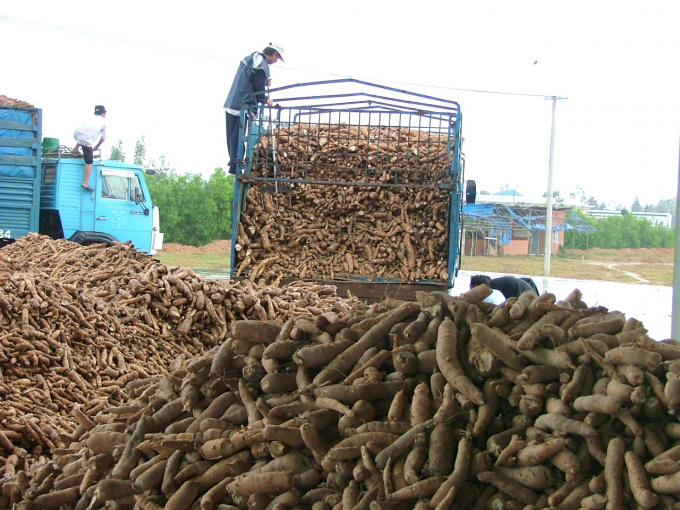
[
  {"xmin": 483, "ymin": 289, "xmax": 506, "ymax": 305},
  {"xmin": 73, "ymin": 115, "xmax": 107, "ymax": 147}
]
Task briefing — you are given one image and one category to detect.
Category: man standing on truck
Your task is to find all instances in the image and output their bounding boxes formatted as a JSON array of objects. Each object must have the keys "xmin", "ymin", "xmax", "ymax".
[
  {"xmin": 223, "ymin": 43, "xmax": 284, "ymax": 175},
  {"xmin": 72, "ymin": 105, "xmax": 107, "ymax": 191}
]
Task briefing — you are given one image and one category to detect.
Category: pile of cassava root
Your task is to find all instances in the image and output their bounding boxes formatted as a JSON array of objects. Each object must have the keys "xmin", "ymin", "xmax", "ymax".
[
  {"xmin": 0, "ymin": 96, "xmax": 34, "ymax": 108},
  {"xmin": 4, "ymin": 281, "xmax": 680, "ymax": 510},
  {"xmin": 0, "ymin": 234, "xmax": 363, "ymax": 463},
  {"xmin": 252, "ymin": 124, "xmax": 451, "ymax": 185},
  {"xmin": 234, "ymin": 183, "xmax": 450, "ymax": 284},
  {"xmin": 235, "ymin": 123, "xmax": 456, "ymax": 284}
]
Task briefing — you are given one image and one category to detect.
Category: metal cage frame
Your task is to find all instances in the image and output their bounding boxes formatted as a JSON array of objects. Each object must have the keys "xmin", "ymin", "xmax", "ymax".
[{"xmin": 229, "ymin": 79, "xmax": 465, "ymax": 298}]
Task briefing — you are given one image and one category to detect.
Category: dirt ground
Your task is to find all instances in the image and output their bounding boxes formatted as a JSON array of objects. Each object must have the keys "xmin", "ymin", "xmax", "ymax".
[
  {"xmin": 160, "ymin": 240, "xmax": 232, "ymax": 255},
  {"xmin": 567, "ymin": 247, "xmax": 674, "ymax": 261}
]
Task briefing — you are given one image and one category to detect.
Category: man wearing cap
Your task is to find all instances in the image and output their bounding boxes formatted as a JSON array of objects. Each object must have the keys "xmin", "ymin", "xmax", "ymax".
[
  {"xmin": 73, "ymin": 105, "xmax": 108, "ymax": 191},
  {"xmin": 223, "ymin": 43, "xmax": 284, "ymax": 175}
]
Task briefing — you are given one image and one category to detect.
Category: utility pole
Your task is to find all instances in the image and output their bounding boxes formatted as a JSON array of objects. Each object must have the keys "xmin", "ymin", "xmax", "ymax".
[
  {"xmin": 672, "ymin": 137, "xmax": 680, "ymax": 340},
  {"xmin": 543, "ymin": 96, "xmax": 567, "ymax": 276}
]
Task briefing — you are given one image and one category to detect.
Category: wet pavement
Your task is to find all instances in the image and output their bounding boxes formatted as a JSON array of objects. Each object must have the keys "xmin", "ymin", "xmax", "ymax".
[{"xmin": 455, "ymin": 270, "xmax": 673, "ymax": 341}]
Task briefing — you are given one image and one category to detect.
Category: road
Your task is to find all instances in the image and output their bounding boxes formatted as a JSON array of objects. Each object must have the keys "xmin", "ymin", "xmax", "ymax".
[{"xmin": 455, "ymin": 270, "xmax": 673, "ymax": 341}]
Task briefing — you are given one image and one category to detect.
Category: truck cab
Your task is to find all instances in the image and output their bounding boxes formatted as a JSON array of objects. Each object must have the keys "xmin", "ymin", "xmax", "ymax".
[
  {"xmin": 39, "ymin": 157, "xmax": 164, "ymax": 254},
  {"xmin": 1, "ymin": 102, "xmax": 163, "ymax": 254}
]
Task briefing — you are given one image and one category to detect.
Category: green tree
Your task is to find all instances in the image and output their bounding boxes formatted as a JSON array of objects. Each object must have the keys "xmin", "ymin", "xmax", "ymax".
[
  {"xmin": 631, "ymin": 196, "xmax": 642, "ymax": 212},
  {"xmin": 564, "ymin": 211, "xmax": 674, "ymax": 250},
  {"xmin": 648, "ymin": 197, "xmax": 676, "ymax": 227},
  {"xmin": 146, "ymin": 168, "xmax": 235, "ymax": 246},
  {"xmin": 147, "ymin": 155, "xmax": 171, "ymax": 177},
  {"xmin": 207, "ymin": 168, "xmax": 235, "ymax": 240},
  {"xmin": 569, "ymin": 185, "xmax": 587, "ymax": 204},
  {"xmin": 133, "ymin": 136, "xmax": 146, "ymax": 166},
  {"xmin": 586, "ymin": 196, "xmax": 606, "ymax": 209},
  {"xmin": 543, "ymin": 190, "xmax": 565, "ymax": 204},
  {"xmin": 109, "ymin": 140, "xmax": 126, "ymax": 162}
]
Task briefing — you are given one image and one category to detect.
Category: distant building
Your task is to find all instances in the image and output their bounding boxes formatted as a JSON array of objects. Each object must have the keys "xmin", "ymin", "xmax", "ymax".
[
  {"xmin": 463, "ymin": 202, "xmax": 593, "ymax": 256},
  {"xmin": 587, "ymin": 210, "xmax": 671, "ymax": 227}
]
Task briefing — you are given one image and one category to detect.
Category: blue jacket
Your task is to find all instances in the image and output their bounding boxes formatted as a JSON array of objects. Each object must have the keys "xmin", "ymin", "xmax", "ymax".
[{"xmin": 223, "ymin": 52, "xmax": 271, "ymax": 111}]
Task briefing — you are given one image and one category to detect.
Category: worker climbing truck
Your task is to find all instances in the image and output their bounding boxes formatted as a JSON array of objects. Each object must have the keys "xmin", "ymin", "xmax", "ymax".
[
  {"xmin": 0, "ymin": 99, "xmax": 163, "ymax": 254},
  {"xmin": 230, "ymin": 79, "xmax": 474, "ymax": 300}
]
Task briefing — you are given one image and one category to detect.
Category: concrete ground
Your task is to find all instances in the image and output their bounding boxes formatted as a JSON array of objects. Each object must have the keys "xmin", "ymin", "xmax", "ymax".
[{"xmin": 455, "ymin": 270, "xmax": 673, "ymax": 341}]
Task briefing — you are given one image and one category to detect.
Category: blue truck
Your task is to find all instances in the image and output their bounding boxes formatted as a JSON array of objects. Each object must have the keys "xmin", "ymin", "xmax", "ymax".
[
  {"xmin": 0, "ymin": 101, "xmax": 163, "ymax": 254},
  {"xmin": 229, "ymin": 79, "xmax": 475, "ymax": 301}
]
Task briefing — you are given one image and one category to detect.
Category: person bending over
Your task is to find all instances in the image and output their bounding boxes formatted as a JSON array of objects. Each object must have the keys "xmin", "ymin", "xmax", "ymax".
[{"xmin": 470, "ymin": 274, "xmax": 537, "ymax": 301}]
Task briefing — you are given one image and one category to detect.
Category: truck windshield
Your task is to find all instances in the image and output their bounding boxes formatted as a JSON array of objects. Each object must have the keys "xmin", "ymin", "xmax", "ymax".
[
  {"xmin": 102, "ymin": 175, "xmax": 129, "ymax": 200},
  {"xmin": 102, "ymin": 173, "xmax": 146, "ymax": 201}
]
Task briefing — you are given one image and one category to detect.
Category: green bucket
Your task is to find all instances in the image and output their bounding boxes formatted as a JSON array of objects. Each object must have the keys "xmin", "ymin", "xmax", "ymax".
[{"xmin": 42, "ymin": 137, "xmax": 59, "ymax": 154}]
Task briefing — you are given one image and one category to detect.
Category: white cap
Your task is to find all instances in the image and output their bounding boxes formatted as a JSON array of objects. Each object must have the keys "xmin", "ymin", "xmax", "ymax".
[{"xmin": 266, "ymin": 42, "xmax": 284, "ymax": 61}]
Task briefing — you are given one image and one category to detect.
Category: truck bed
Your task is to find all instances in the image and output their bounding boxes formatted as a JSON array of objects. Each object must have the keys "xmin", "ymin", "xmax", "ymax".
[
  {"xmin": 230, "ymin": 79, "xmax": 464, "ymax": 298},
  {"xmin": 0, "ymin": 105, "xmax": 42, "ymax": 240}
]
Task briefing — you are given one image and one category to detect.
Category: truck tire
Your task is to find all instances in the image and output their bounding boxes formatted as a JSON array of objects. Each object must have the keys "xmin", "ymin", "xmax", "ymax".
[
  {"xmin": 0, "ymin": 238, "xmax": 15, "ymax": 250},
  {"xmin": 69, "ymin": 231, "xmax": 119, "ymax": 247}
]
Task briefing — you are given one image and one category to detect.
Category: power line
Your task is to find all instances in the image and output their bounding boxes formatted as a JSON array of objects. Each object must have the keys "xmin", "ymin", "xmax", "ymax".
[
  {"xmin": 0, "ymin": 14, "xmax": 556, "ymax": 99},
  {"xmin": 0, "ymin": 14, "xmax": 237, "ymax": 62}
]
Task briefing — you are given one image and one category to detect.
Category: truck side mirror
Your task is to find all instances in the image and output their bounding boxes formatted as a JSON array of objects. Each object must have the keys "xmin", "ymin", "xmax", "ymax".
[
  {"xmin": 466, "ymin": 180, "xmax": 477, "ymax": 205},
  {"xmin": 134, "ymin": 187, "xmax": 144, "ymax": 205}
]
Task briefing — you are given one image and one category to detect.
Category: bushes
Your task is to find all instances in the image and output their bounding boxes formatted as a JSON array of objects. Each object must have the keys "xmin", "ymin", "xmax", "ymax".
[
  {"xmin": 146, "ymin": 168, "xmax": 235, "ymax": 246},
  {"xmin": 564, "ymin": 211, "xmax": 674, "ymax": 250}
]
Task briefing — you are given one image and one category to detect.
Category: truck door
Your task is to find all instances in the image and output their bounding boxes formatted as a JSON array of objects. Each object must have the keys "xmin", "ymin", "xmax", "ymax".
[{"xmin": 95, "ymin": 169, "xmax": 153, "ymax": 252}]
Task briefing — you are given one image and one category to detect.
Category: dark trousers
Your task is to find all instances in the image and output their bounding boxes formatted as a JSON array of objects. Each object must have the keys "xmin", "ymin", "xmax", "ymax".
[{"xmin": 225, "ymin": 112, "xmax": 241, "ymax": 175}]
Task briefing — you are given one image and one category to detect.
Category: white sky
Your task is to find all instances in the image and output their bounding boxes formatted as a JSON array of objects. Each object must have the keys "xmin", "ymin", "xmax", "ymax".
[{"xmin": 2, "ymin": 1, "xmax": 678, "ymax": 209}]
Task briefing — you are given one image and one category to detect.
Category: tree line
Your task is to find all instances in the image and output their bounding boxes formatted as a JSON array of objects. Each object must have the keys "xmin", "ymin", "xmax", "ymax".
[{"xmin": 564, "ymin": 211, "xmax": 674, "ymax": 250}]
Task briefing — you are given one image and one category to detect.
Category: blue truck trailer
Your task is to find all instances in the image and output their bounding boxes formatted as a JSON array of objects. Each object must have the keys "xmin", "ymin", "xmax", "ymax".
[
  {"xmin": 229, "ymin": 79, "xmax": 475, "ymax": 301},
  {"xmin": 0, "ymin": 100, "xmax": 163, "ymax": 254}
]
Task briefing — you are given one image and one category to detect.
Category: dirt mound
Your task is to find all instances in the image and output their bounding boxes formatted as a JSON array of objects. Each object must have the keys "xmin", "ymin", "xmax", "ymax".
[{"xmin": 160, "ymin": 239, "xmax": 232, "ymax": 255}]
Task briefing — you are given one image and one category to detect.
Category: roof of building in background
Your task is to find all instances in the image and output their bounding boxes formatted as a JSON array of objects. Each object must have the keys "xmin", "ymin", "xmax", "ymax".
[
  {"xmin": 463, "ymin": 203, "xmax": 596, "ymax": 236},
  {"xmin": 475, "ymin": 190, "xmax": 591, "ymax": 209}
]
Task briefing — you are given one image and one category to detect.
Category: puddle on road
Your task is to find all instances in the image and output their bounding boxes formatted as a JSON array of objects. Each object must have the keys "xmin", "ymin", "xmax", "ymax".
[{"xmin": 195, "ymin": 268, "xmax": 230, "ymax": 280}]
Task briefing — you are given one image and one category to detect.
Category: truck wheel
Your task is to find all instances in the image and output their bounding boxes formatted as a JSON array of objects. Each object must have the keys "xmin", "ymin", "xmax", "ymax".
[
  {"xmin": 69, "ymin": 231, "xmax": 118, "ymax": 247},
  {"xmin": 0, "ymin": 239, "xmax": 15, "ymax": 250}
]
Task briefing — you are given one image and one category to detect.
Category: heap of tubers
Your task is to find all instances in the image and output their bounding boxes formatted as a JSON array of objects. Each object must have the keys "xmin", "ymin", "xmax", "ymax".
[
  {"xmin": 0, "ymin": 234, "xmax": 363, "ymax": 464},
  {"xmin": 252, "ymin": 124, "xmax": 452, "ymax": 185},
  {"xmin": 4, "ymin": 278, "xmax": 680, "ymax": 510},
  {"xmin": 235, "ymin": 183, "xmax": 451, "ymax": 284},
  {"xmin": 235, "ymin": 123, "xmax": 457, "ymax": 284},
  {"xmin": 0, "ymin": 96, "xmax": 34, "ymax": 108}
]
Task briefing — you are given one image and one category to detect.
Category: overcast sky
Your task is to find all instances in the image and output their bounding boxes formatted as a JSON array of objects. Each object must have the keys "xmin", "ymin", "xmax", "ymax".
[{"xmin": 2, "ymin": 1, "xmax": 678, "ymax": 209}]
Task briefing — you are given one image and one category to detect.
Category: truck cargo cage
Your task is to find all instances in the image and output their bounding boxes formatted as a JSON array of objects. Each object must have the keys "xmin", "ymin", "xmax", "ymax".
[
  {"xmin": 0, "ymin": 105, "xmax": 43, "ymax": 245},
  {"xmin": 230, "ymin": 79, "xmax": 466, "ymax": 302}
]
